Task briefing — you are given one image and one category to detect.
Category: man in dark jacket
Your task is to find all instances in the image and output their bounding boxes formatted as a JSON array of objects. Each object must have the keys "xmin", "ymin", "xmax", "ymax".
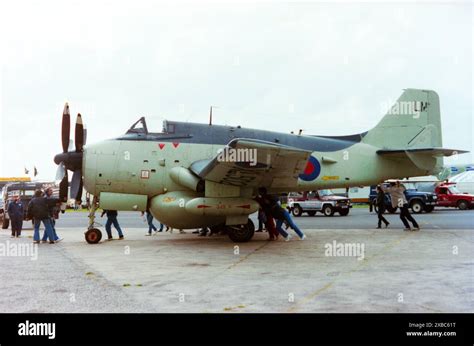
[
  {"xmin": 375, "ymin": 185, "xmax": 390, "ymax": 229},
  {"xmin": 101, "ymin": 209, "xmax": 124, "ymax": 240},
  {"xmin": 7, "ymin": 194, "xmax": 24, "ymax": 237},
  {"xmin": 28, "ymin": 190, "xmax": 56, "ymax": 244}
]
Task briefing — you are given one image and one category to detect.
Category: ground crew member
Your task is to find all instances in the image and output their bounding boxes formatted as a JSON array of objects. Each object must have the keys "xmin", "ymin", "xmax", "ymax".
[
  {"xmin": 255, "ymin": 195, "xmax": 279, "ymax": 241},
  {"xmin": 7, "ymin": 194, "xmax": 24, "ymax": 238},
  {"xmin": 42, "ymin": 187, "xmax": 61, "ymax": 242},
  {"xmin": 375, "ymin": 185, "xmax": 390, "ymax": 229},
  {"xmin": 381, "ymin": 181, "xmax": 420, "ymax": 231},
  {"xmin": 28, "ymin": 190, "xmax": 56, "ymax": 244},
  {"xmin": 101, "ymin": 209, "xmax": 124, "ymax": 240},
  {"xmin": 258, "ymin": 187, "xmax": 305, "ymax": 241}
]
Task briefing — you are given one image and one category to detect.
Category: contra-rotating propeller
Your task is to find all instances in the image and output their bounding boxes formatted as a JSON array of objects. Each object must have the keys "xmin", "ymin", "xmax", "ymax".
[{"xmin": 54, "ymin": 103, "xmax": 86, "ymax": 204}]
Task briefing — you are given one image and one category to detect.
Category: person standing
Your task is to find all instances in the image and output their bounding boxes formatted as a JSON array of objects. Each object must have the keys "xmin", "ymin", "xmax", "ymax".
[
  {"xmin": 258, "ymin": 187, "xmax": 305, "ymax": 241},
  {"xmin": 375, "ymin": 185, "xmax": 390, "ymax": 229},
  {"xmin": 28, "ymin": 190, "xmax": 56, "ymax": 244},
  {"xmin": 42, "ymin": 187, "xmax": 61, "ymax": 243},
  {"xmin": 256, "ymin": 208, "xmax": 266, "ymax": 232},
  {"xmin": 7, "ymin": 194, "xmax": 24, "ymax": 238},
  {"xmin": 381, "ymin": 181, "xmax": 419, "ymax": 231},
  {"xmin": 101, "ymin": 209, "xmax": 124, "ymax": 240}
]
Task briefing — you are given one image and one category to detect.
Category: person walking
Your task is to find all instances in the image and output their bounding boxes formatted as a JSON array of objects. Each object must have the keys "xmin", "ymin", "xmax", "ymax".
[
  {"xmin": 28, "ymin": 190, "xmax": 56, "ymax": 244},
  {"xmin": 7, "ymin": 194, "xmax": 24, "ymax": 238},
  {"xmin": 258, "ymin": 187, "xmax": 305, "ymax": 241},
  {"xmin": 375, "ymin": 185, "xmax": 390, "ymax": 229},
  {"xmin": 381, "ymin": 181, "xmax": 419, "ymax": 231},
  {"xmin": 101, "ymin": 209, "xmax": 124, "ymax": 240},
  {"xmin": 142, "ymin": 209, "xmax": 158, "ymax": 236}
]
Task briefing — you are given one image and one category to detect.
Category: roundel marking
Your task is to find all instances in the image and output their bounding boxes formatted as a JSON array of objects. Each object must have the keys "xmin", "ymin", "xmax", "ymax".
[{"xmin": 299, "ymin": 156, "xmax": 321, "ymax": 181}]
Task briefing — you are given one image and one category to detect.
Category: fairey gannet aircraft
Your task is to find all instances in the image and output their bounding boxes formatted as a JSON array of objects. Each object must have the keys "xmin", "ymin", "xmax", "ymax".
[{"xmin": 53, "ymin": 89, "xmax": 467, "ymax": 243}]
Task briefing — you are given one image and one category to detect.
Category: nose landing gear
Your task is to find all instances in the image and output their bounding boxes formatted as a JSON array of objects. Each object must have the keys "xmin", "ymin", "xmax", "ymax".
[{"xmin": 85, "ymin": 195, "xmax": 102, "ymax": 244}]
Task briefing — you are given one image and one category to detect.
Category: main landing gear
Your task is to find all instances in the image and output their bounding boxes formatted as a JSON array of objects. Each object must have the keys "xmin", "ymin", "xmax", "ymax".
[
  {"xmin": 84, "ymin": 195, "xmax": 102, "ymax": 244},
  {"xmin": 226, "ymin": 219, "xmax": 255, "ymax": 243}
]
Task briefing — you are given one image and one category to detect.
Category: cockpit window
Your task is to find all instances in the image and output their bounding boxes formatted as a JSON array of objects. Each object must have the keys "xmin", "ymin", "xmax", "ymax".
[{"xmin": 127, "ymin": 117, "xmax": 148, "ymax": 135}]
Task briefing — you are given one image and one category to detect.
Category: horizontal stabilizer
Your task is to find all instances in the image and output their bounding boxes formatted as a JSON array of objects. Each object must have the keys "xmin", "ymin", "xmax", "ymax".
[{"xmin": 377, "ymin": 148, "xmax": 469, "ymax": 157}]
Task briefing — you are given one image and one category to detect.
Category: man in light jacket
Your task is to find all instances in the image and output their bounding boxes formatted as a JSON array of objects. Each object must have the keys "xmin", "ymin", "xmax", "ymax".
[{"xmin": 381, "ymin": 181, "xmax": 420, "ymax": 231}]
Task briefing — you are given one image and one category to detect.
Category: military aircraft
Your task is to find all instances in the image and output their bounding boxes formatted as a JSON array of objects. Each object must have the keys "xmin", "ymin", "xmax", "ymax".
[{"xmin": 54, "ymin": 89, "xmax": 467, "ymax": 243}]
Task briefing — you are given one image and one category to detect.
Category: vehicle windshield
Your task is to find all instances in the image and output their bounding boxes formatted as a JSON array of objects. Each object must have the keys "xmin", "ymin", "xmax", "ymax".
[
  {"xmin": 449, "ymin": 186, "xmax": 462, "ymax": 194},
  {"xmin": 318, "ymin": 189, "xmax": 334, "ymax": 197}
]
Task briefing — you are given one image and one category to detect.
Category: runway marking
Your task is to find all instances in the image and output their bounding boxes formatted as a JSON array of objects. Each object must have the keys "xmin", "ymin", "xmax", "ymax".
[{"xmin": 286, "ymin": 231, "xmax": 413, "ymax": 313}]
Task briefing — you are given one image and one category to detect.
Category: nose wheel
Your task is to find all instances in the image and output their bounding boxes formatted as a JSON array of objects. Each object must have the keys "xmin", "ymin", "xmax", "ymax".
[
  {"xmin": 85, "ymin": 228, "xmax": 102, "ymax": 244},
  {"xmin": 84, "ymin": 195, "xmax": 102, "ymax": 244}
]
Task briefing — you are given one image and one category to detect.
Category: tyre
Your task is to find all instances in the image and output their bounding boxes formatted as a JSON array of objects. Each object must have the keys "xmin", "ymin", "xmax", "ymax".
[
  {"xmin": 424, "ymin": 205, "xmax": 434, "ymax": 213},
  {"xmin": 292, "ymin": 205, "xmax": 303, "ymax": 217},
  {"xmin": 227, "ymin": 219, "xmax": 255, "ymax": 243},
  {"xmin": 339, "ymin": 209, "xmax": 350, "ymax": 216},
  {"xmin": 410, "ymin": 200, "xmax": 423, "ymax": 214},
  {"xmin": 457, "ymin": 200, "xmax": 469, "ymax": 210},
  {"xmin": 85, "ymin": 228, "xmax": 102, "ymax": 244},
  {"xmin": 307, "ymin": 211, "xmax": 316, "ymax": 217},
  {"xmin": 322, "ymin": 205, "xmax": 334, "ymax": 217}
]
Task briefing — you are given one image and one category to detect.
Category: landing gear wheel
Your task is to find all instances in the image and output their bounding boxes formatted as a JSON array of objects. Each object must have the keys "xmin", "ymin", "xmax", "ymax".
[
  {"xmin": 227, "ymin": 219, "xmax": 255, "ymax": 243},
  {"xmin": 85, "ymin": 228, "xmax": 102, "ymax": 244}
]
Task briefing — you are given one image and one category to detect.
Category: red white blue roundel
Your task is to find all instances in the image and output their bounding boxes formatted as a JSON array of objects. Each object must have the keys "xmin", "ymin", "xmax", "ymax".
[{"xmin": 299, "ymin": 156, "xmax": 321, "ymax": 181}]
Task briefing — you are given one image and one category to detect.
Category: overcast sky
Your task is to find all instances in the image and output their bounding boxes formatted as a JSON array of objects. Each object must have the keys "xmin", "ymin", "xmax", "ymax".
[{"xmin": 0, "ymin": 0, "xmax": 472, "ymax": 180}]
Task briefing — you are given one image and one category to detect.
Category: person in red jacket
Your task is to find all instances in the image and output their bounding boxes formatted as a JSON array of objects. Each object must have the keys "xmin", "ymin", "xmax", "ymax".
[{"xmin": 255, "ymin": 195, "xmax": 279, "ymax": 241}]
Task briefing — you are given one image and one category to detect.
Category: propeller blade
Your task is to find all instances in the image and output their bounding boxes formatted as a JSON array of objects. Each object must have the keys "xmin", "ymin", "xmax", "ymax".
[
  {"xmin": 55, "ymin": 162, "xmax": 66, "ymax": 182},
  {"xmin": 83, "ymin": 126, "xmax": 87, "ymax": 146},
  {"xmin": 59, "ymin": 171, "xmax": 69, "ymax": 203},
  {"xmin": 70, "ymin": 169, "xmax": 82, "ymax": 201},
  {"xmin": 76, "ymin": 178, "xmax": 83, "ymax": 203},
  {"xmin": 61, "ymin": 103, "xmax": 70, "ymax": 153},
  {"xmin": 75, "ymin": 113, "xmax": 84, "ymax": 152}
]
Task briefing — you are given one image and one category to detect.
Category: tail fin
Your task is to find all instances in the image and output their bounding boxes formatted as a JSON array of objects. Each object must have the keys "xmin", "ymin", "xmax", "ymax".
[
  {"xmin": 363, "ymin": 89, "xmax": 468, "ymax": 172},
  {"xmin": 363, "ymin": 89, "xmax": 442, "ymax": 149}
]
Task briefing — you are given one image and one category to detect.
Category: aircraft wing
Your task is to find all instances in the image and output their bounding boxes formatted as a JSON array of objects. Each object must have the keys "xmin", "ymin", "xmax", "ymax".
[{"xmin": 189, "ymin": 138, "xmax": 312, "ymax": 189}]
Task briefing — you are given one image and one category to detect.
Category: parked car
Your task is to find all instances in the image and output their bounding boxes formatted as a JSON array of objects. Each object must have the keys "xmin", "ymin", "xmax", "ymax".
[
  {"xmin": 287, "ymin": 190, "xmax": 352, "ymax": 217},
  {"xmin": 369, "ymin": 183, "xmax": 437, "ymax": 214},
  {"xmin": 434, "ymin": 182, "xmax": 474, "ymax": 210}
]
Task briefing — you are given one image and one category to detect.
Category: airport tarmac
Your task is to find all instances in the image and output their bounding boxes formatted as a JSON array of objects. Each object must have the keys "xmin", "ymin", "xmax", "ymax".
[{"xmin": 0, "ymin": 209, "xmax": 472, "ymax": 313}]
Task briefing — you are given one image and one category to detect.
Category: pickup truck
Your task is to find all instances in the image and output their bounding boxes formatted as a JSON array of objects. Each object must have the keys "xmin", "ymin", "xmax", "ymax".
[
  {"xmin": 369, "ymin": 183, "xmax": 437, "ymax": 214},
  {"xmin": 287, "ymin": 190, "xmax": 352, "ymax": 217},
  {"xmin": 434, "ymin": 182, "xmax": 474, "ymax": 210}
]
